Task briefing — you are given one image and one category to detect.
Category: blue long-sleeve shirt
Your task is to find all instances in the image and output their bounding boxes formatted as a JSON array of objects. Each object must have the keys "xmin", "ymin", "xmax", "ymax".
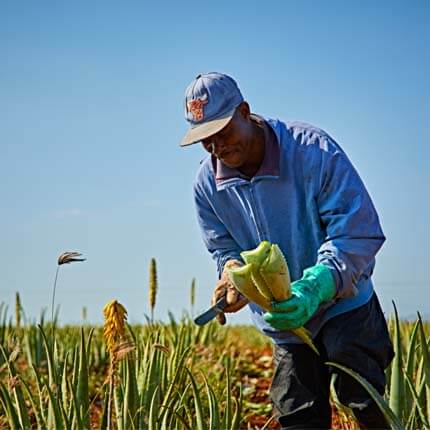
[{"xmin": 193, "ymin": 115, "xmax": 385, "ymax": 344}]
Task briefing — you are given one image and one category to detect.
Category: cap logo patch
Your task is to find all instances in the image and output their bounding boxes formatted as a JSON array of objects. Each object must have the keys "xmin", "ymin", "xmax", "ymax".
[{"xmin": 187, "ymin": 93, "xmax": 208, "ymax": 122}]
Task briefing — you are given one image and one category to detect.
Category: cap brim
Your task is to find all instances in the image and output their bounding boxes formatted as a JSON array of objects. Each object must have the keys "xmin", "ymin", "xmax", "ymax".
[{"xmin": 180, "ymin": 112, "xmax": 234, "ymax": 147}]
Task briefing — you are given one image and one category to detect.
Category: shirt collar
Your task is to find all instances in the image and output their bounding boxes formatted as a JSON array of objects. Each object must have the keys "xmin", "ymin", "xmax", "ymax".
[{"xmin": 211, "ymin": 114, "xmax": 280, "ymax": 187}]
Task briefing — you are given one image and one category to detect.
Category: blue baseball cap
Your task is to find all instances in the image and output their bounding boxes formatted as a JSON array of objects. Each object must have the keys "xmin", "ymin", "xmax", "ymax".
[{"xmin": 180, "ymin": 72, "xmax": 244, "ymax": 147}]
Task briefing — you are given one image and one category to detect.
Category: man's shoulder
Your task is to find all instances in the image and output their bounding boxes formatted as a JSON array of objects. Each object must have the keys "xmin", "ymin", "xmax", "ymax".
[
  {"xmin": 280, "ymin": 120, "xmax": 343, "ymax": 156},
  {"xmin": 265, "ymin": 117, "xmax": 337, "ymax": 146},
  {"xmin": 285, "ymin": 120, "xmax": 331, "ymax": 142}
]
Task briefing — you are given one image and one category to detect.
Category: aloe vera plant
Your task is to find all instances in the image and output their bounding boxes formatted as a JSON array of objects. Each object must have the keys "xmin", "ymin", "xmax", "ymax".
[
  {"xmin": 0, "ymin": 296, "xmax": 429, "ymax": 430},
  {"xmin": 226, "ymin": 241, "xmax": 319, "ymax": 354}
]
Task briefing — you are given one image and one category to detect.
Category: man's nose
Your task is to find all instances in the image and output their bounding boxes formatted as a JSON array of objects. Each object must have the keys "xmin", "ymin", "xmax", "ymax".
[{"xmin": 209, "ymin": 137, "xmax": 225, "ymax": 154}]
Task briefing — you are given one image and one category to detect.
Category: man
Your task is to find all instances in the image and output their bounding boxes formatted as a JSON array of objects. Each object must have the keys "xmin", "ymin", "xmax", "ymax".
[{"xmin": 180, "ymin": 72, "xmax": 394, "ymax": 429}]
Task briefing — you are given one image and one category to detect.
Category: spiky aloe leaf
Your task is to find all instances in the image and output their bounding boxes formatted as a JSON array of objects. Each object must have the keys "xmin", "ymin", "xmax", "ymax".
[
  {"xmin": 68, "ymin": 379, "xmax": 84, "ymax": 430},
  {"xmin": 250, "ymin": 270, "xmax": 273, "ymax": 301},
  {"xmin": 260, "ymin": 244, "xmax": 291, "ymax": 301},
  {"xmin": 240, "ymin": 241, "xmax": 271, "ymax": 266},
  {"xmin": 202, "ymin": 373, "xmax": 220, "ymax": 430},
  {"xmin": 240, "ymin": 241, "xmax": 274, "ymax": 299},
  {"xmin": 77, "ymin": 328, "xmax": 90, "ymax": 428},
  {"xmin": 417, "ymin": 312, "xmax": 430, "ymax": 422},
  {"xmin": 221, "ymin": 357, "xmax": 232, "ymax": 429},
  {"xmin": 328, "ymin": 362, "xmax": 404, "ymax": 430},
  {"xmin": 31, "ymin": 364, "xmax": 48, "ymax": 423},
  {"xmin": 0, "ymin": 382, "xmax": 21, "ymax": 430},
  {"xmin": 291, "ymin": 327, "xmax": 319, "ymax": 355},
  {"xmin": 148, "ymin": 386, "xmax": 159, "ymax": 430},
  {"xmin": 225, "ymin": 263, "xmax": 271, "ymax": 310},
  {"xmin": 158, "ymin": 346, "xmax": 192, "ymax": 420},
  {"xmin": 123, "ymin": 357, "xmax": 139, "ymax": 430},
  {"xmin": 404, "ymin": 319, "xmax": 420, "ymax": 414},
  {"xmin": 99, "ymin": 385, "xmax": 109, "ymax": 430},
  {"xmin": 0, "ymin": 345, "xmax": 31, "ymax": 429},
  {"xmin": 39, "ymin": 325, "xmax": 60, "ymax": 428},
  {"xmin": 405, "ymin": 320, "xmax": 420, "ymax": 378},
  {"xmin": 389, "ymin": 301, "xmax": 405, "ymax": 419},
  {"xmin": 404, "ymin": 372, "xmax": 430, "ymax": 429},
  {"xmin": 185, "ymin": 367, "xmax": 207, "ymax": 430},
  {"xmin": 20, "ymin": 377, "xmax": 46, "ymax": 429},
  {"xmin": 45, "ymin": 381, "xmax": 65, "ymax": 430},
  {"xmin": 231, "ymin": 384, "xmax": 243, "ymax": 430}
]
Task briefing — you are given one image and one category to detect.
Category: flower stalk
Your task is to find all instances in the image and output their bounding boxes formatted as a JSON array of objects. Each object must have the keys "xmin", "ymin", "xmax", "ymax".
[
  {"xmin": 149, "ymin": 258, "xmax": 158, "ymax": 323},
  {"xmin": 103, "ymin": 299, "xmax": 134, "ymax": 429}
]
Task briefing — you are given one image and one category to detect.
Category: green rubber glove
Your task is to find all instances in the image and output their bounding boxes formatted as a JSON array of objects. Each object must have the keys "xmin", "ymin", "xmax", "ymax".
[{"xmin": 263, "ymin": 264, "xmax": 336, "ymax": 330}]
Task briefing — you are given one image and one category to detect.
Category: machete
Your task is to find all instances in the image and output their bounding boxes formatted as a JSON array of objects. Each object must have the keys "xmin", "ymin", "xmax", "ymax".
[{"xmin": 193, "ymin": 297, "xmax": 228, "ymax": 326}]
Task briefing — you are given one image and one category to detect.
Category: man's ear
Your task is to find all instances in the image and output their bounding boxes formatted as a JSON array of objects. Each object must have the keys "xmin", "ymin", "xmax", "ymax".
[{"xmin": 236, "ymin": 101, "xmax": 251, "ymax": 120}]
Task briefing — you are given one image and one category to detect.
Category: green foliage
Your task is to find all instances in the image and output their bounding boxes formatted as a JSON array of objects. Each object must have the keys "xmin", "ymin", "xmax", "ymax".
[{"xmin": 0, "ymin": 299, "xmax": 429, "ymax": 429}]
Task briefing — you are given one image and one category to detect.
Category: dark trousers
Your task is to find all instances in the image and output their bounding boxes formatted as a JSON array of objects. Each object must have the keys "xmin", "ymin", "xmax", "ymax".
[{"xmin": 270, "ymin": 293, "xmax": 395, "ymax": 430}]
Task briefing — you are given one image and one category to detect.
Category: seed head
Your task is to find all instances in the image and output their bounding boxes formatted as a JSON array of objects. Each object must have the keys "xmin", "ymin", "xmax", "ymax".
[
  {"xmin": 57, "ymin": 251, "xmax": 86, "ymax": 266},
  {"xmin": 149, "ymin": 258, "xmax": 158, "ymax": 310}
]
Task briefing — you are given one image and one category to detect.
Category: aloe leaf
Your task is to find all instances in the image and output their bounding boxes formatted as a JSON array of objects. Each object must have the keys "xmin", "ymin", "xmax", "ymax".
[
  {"xmin": 405, "ymin": 320, "xmax": 420, "ymax": 378},
  {"xmin": 417, "ymin": 313, "xmax": 430, "ymax": 422},
  {"xmin": 202, "ymin": 373, "xmax": 220, "ymax": 430},
  {"xmin": 159, "ymin": 394, "xmax": 178, "ymax": 430},
  {"xmin": 173, "ymin": 409, "xmax": 193, "ymax": 430},
  {"xmin": 404, "ymin": 372, "xmax": 430, "ymax": 429},
  {"xmin": 0, "ymin": 345, "xmax": 31, "ymax": 429},
  {"xmin": 185, "ymin": 367, "xmax": 207, "ymax": 430},
  {"xmin": 225, "ymin": 264, "xmax": 271, "ymax": 310},
  {"xmin": 99, "ymin": 385, "xmax": 109, "ymax": 430},
  {"xmin": 68, "ymin": 379, "xmax": 84, "ymax": 430},
  {"xmin": 158, "ymin": 346, "xmax": 192, "ymax": 419},
  {"xmin": 45, "ymin": 381, "xmax": 65, "ymax": 430},
  {"xmin": 0, "ymin": 382, "xmax": 21, "ymax": 430},
  {"xmin": 250, "ymin": 270, "xmax": 274, "ymax": 301},
  {"xmin": 260, "ymin": 244, "xmax": 291, "ymax": 301},
  {"xmin": 291, "ymin": 327, "xmax": 319, "ymax": 355},
  {"xmin": 124, "ymin": 357, "xmax": 139, "ymax": 430},
  {"xmin": 21, "ymin": 377, "xmax": 46, "ymax": 429},
  {"xmin": 32, "ymin": 363, "xmax": 48, "ymax": 423},
  {"xmin": 39, "ymin": 324, "xmax": 57, "ymax": 387},
  {"xmin": 231, "ymin": 384, "xmax": 243, "ymax": 430},
  {"xmin": 240, "ymin": 241, "xmax": 271, "ymax": 266},
  {"xmin": 77, "ymin": 328, "xmax": 90, "ymax": 428},
  {"xmin": 148, "ymin": 386, "xmax": 159, "ymax": 430},
  {"xmin": 114, "ymin": 381, "xmax": 124, "ymax": 430},
  {"xmin": 328, "ymin": 362, "xmax": 404, "ymax": 430},
  {"xmin": 222, "ymin": 357, "xmax": 232, "ymax": 429},
  {"xmin": 329, "ymin": 374, "xmax": 357, "ymax": 428},
  {"xmin": 61, "ymin": 351, "xmax": 69, "ymax": 414},
  {"xmin": 389, "ymin": 301, "xmax": 405, "ymax": 419},
  {"xmin": 406, "ymin": 376, "xmax": 426, "ymax": 430}
]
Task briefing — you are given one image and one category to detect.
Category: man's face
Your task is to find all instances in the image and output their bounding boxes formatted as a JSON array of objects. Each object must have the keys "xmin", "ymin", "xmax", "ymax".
[{"xmin": 201, "ymin": 106, "xmax": 252, "ymax": 169}]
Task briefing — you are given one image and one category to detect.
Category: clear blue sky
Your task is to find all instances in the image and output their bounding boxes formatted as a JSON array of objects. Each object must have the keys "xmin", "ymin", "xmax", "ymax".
[{"xmin": 1, "ymin": 1, "xmax": 429, "ymax": 325}]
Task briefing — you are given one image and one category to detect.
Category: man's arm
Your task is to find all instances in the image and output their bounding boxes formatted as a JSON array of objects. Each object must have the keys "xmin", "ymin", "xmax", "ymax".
[
  {"xmin": 316, "ymin": 144, "xmax": 386, "ymax": 299},
  {"xmin": 193, "ymin": 182, "xmax": 242, "ymax": 278},
  {"xmin": 193, "ymin": 182, "xmax": 248, "ymax": 323},
  {"xmin": 264, "ymin": 133, "xmax": 385, "ymax": 330}
]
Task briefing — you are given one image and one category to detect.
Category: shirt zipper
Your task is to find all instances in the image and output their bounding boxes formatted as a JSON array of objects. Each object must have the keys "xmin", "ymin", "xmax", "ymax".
[{"xmin": 248, "ymin": 184, "xmax": 266, "ymax": 243}]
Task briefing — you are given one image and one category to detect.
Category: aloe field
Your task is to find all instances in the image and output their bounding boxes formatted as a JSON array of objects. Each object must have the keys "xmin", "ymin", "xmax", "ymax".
[
  {"xmin": 0, "ymin": 300, "xmax": 429, "ymax": 429},
  {"xmin": 0, "ymin": 255, "xmax": 429, "ymax": 429}
]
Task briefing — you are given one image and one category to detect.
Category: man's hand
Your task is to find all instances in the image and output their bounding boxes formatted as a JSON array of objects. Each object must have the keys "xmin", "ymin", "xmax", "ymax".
[
  {"xmin": 263, "ymin": 264, "xmax": 336, "ymax": 330},
  {"xmin": 212, "ymin": 260, "xmax": 249, "ymax": 325}
]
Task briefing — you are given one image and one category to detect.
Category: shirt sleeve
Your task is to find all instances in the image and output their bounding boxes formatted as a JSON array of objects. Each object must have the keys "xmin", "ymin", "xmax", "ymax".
[
  {"xmin": 193, "ymin": 182, "xmax": 242, "ymax": 278},
  {"xmin": 315, "ymin": 142, "xmax": 386, "ymax": 299}
]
